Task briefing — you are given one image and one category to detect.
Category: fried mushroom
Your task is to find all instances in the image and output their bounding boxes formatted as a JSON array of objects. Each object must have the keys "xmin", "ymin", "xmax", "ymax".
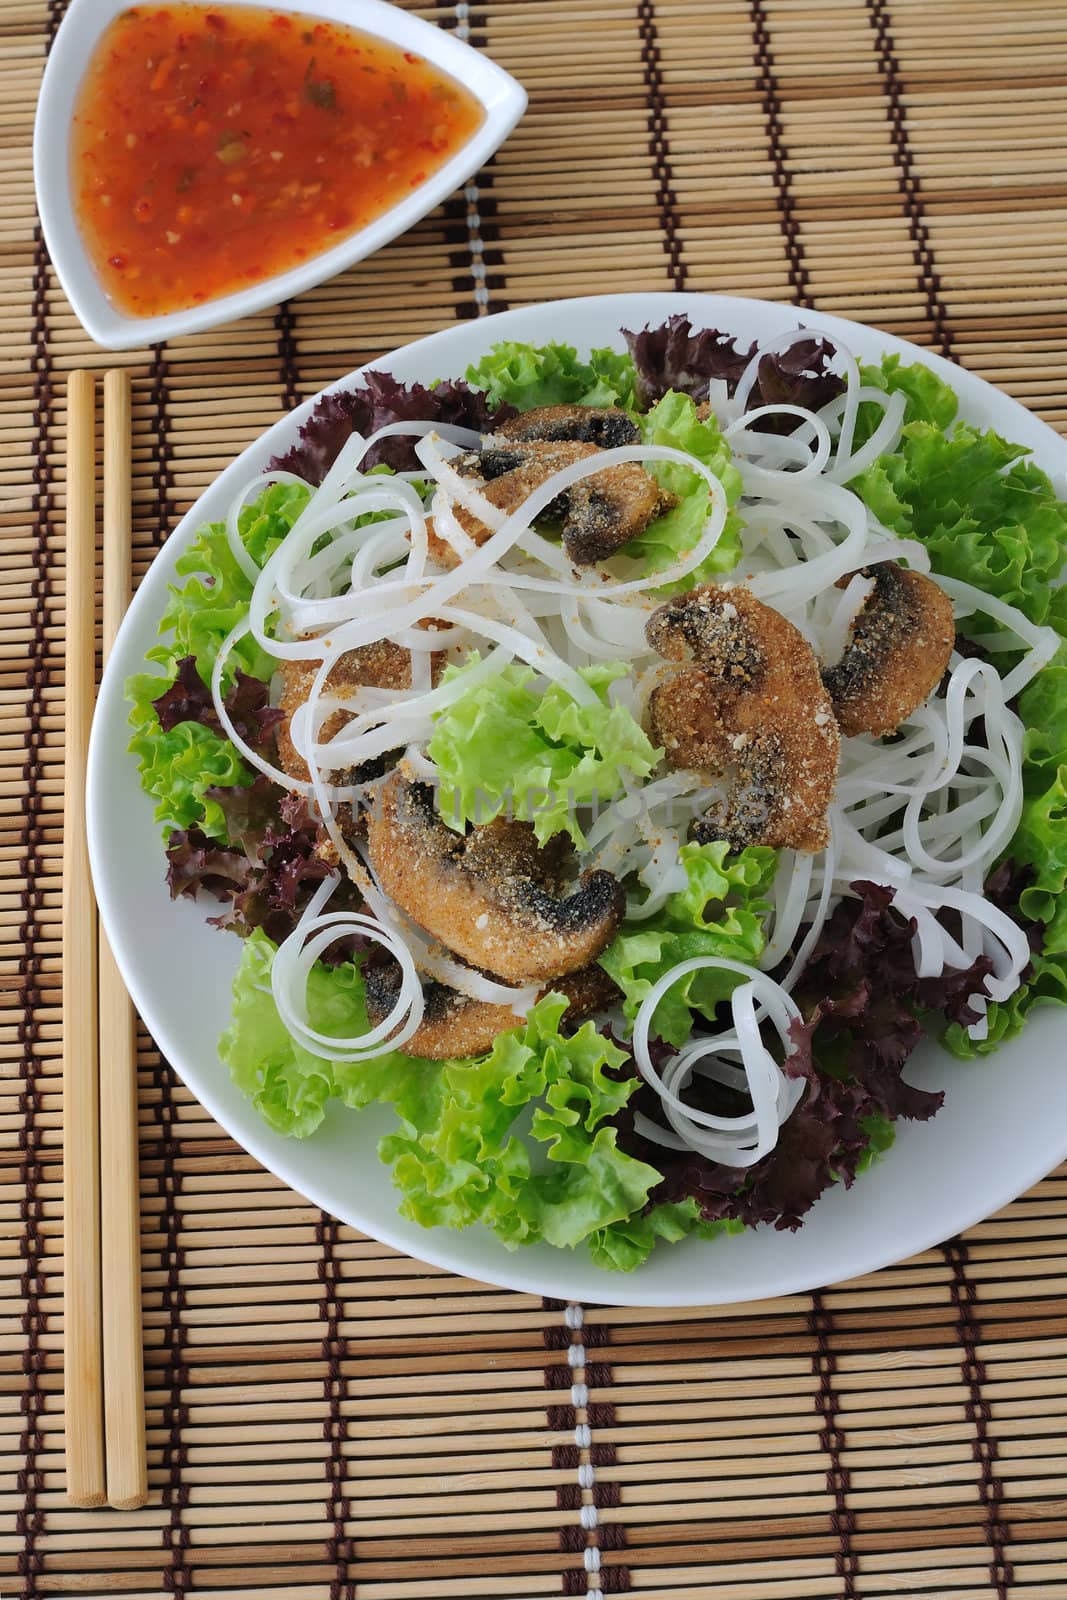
[
  {"xmin": 490, "ymin": 402, "xmax": 641, "ymax": 450},
  {"xmin": 277, "ymin": 638, "xmax": 444, "ymax": 785},
  {"xmin": 363, "ymin": 959, "xmax": 621, "ymax": 1059},
  {"xmin": 365, "ymin": 771, "xmax": 626, "ymax": 983},
  {"xmin": 646, "ymin": 584, "xmax": 840, "ymax": 853},
  {"xmin": 276, "ymin": 640, "xmax": 418, "ymax": 785},
  {"xmin": 822, "ymin": 564, "xmax": 956, "ymax": 737},
  {"xmin": 427, "ymin": 437, "xmax": 674, "ymax": 569}
]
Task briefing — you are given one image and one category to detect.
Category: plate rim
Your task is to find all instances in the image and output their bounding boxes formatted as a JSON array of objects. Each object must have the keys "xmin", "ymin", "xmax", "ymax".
[{"xmin": 87, "ymin": 290, "xmax": 1067, "ymax": 1306}]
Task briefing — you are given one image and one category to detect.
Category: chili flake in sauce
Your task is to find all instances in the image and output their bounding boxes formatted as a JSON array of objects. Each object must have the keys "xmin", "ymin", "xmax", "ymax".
[{"xmin": 70, "ymin": 4, "xmax": 484, "ymax": 318}]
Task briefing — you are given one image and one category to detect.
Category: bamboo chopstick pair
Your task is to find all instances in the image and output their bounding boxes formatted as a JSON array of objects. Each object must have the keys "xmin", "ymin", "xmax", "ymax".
[{"xmin": 62, "ymin": 369, "xmax": 147, "ymax": 1511}]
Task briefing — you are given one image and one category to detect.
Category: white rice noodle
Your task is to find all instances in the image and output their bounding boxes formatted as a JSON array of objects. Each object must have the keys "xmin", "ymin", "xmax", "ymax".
[
  {"xmin": 632, "ymin": 959, "xmax": 806, "ymax": 1167},
  {"xmin": 827, "ymin": 340, "xmax": 862, "ymax": 470},
  {"xmin": 760, "ymin": 850, "xmax": 814, "ymax": 971},
  {"xmin": 724, "ymin": 404, "xmax": 834, "ymax": 479},
  {"xmin": 429, "ymin": 487, "xmax": 479, "ymax": 564},
  {"xmin": 893, "ymin": 882, "xmax": 1031, "ymax": 1004},
  {"xmin": 210, "ymin": 618, "xmax": 355, "ymax": 802},
  {"xmin": 352, "ymin": 418, "xmax": 484, "ymax": 464},
  {"xmin": 742, "ymin": 476, "xmax": 873, "ymax": 606},
  {"xmin": 938, "ymin": 576, "xmax": 1061, "ymax": 701},
  {"xmin": 826, "ymin": 385, "xmax": 907, "ymax": 484},
  {"xmin": 270, "ymin": 876, "xmax": 425, "ymax": 1060},
  {"xmin": 778, "ymin": 824, "xmax": 839, "ymax": 995},
  {"xmin": 816, "ymin": 571, "xmax": 876, "ymax": 667},
  {"xmin": 226, "ymin": 468, "xmax": 310, "ymax": 584}
]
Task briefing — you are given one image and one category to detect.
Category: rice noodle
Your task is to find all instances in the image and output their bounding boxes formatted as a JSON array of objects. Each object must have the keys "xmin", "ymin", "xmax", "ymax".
[
  {"xmin": 632, "ymin": 959, "xmax": 805, "ymax": 1167},
  {"xmin": 270, "ymin": 877, "xmax": 426, "ymax": 1060}
]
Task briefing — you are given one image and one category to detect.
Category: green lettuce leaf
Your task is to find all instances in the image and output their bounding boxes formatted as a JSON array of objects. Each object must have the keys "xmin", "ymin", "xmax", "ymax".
[
  {"xmin": 380, "ymin": 994, "xmax": 660, "ymax": 1250},
  {"xmin": 631, "ymin": 391, "xmax": 744, "ymax": 586},
  {"xmin": 853, "ymin": 352, "xmax": 959, "ymax": 448},
  {"xmin": 149, "ymin": 481, "xmax": 309, "ymax": 687},
  {"xmin": 222, "ymin": 948, "xmax": 665, "ymax": 1261},
  {"xmin": 126, "ymin": 699, "xmax": 255, "ymax": 838},
  {"xmin": 849, "ymin": 420, "xmax": 1067, "ymax": 639},
  {"xmin": 589, "ymin": 1199, "xmax": 743, "ymax": 1273},
  {"xmin": 464, "ymin": 340, "xmax": 638, "ymax": 411},
  {"xmin": 599, "ymin": 841, "xmax": 777, "ymax": 1046},
  {"xmin": 127, "ymin": 484, "xmax": 310, "ymax": 840},
  {"xmin": 427, "ymin": 658, "xmax": 660, "ymax": 846}
]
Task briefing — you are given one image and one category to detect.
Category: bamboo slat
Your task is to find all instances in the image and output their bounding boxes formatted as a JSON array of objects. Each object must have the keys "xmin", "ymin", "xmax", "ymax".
[{"xmin": 4, "ymin": 0, "xmax": 1067, "ymax": 1595}]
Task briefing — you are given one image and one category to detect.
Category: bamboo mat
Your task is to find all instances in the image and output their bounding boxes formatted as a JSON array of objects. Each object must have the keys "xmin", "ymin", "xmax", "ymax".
[{"xmin": 4, "ymin": 1, "xmax": 1067, "ymax": 1596}]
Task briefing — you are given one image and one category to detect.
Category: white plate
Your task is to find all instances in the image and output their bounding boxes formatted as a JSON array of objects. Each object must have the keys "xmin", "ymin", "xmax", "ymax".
[
  {"xmin": 34, "ymin": 0, "xmax": 525, "ymax": 350},
  {"xmin": 87, "ymin": 292, "xmax": 1067, "ymax": 1307}
]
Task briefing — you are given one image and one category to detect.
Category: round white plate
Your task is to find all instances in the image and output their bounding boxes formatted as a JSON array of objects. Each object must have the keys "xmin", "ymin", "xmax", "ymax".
[{"xmin": 87, "ymin": 292, "xmax": 1067, "ymax": 1307}]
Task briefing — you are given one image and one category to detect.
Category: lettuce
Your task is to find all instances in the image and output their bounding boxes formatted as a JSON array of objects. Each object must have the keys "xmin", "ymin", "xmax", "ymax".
[
  {"xmin": 850, "ymin": 420, "xmax": 1067, "ymax": 640},
  {"xmin": 590, "ymin": 1199, "xmax": 743, "ymax": 1273},
  {"xmin": 149, "ymin": 481, "xmax": 308, "ymax": 687},
  {"xmin": 599, "ymin": 841, "xmax": 777, "ymax": 1046},
  {"xmin": 127, "ymin": 697, "xmax": 254, "ymax": 838},
  {"xmin": 630, "ymin": 391, "xmax": 744, "ymax": 586},
  {"xmin": 427, "ymin": 658, "xmax": 659, "ymax": 847},
  {"xmin": 853, "ymin": 351, "xmax": 959, "ymax": 446},
  {"xmin": 222, "ymin": 946, "xmax": 661, "ymax": 1256},
  {"xmin": 464, "ymin": 340, "xmax": 638, "ymax": 412},
  {"xmin": 127, "ymin": 485, "xmax": 309, "ymax": 841},
  {"xmin": 380, "ymin": 994, "xmax": 659, "ymax": 1250}
]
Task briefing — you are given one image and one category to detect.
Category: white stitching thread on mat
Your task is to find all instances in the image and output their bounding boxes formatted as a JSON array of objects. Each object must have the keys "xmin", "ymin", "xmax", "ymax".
[
  {"xmin": 453, "ymin": 2, "xmax": 491, "ymax": 314},
  {"xmin": 565, "ymin": 1303, "xmax": 604, "ymax": 1600}
]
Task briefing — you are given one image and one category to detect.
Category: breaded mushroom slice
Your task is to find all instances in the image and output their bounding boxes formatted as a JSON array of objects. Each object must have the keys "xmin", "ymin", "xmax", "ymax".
[
  {"xmin": 365, "ymin": 771, "xmax": 626, "ymax": 984},
  {"xmin": 428, "ymin": 437, "xmax": 674, "ymax": 568},
  {"xmin": 363, "ymin": 959, "xmax": 621, "ymax": 1059},
  {"xmin": 490, "ymin": 403, "xmax": 641, "ymax": 450},
  {"xmin": 276, "ymin": 639, "xmax": 418, "ymax": 785},
  {"xmin": 646, "ymin": 584, "xmax": 840, "ymax": 853},
  {"xmin": 822, "ymin": 563, "xmax": 956, "ymax": 738}
]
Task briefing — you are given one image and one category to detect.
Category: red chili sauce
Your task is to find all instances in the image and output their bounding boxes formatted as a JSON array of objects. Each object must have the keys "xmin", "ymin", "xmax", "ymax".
[{"xmin": 71, "ymin": 4, "xmax": 484, "ymax": 317}]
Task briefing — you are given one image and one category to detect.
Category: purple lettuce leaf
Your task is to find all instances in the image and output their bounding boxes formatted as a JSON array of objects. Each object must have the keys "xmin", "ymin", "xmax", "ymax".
[
  {"xmin": 152, "ymin": 656, "xmax": 283, "ymax": 752},
  {"xmin": 623, "ymin": 317, "xmax": 757, "ymax": 406},
  {"xmin": 152, "ymin": 655, "xmax": 217, "ymax": 732},
  {"xmin": 623, "ymin": 314, "xmax": 845, "ymax": 432},
  {"xmin": 166, "ymin": 783, "xmax": 364, "ymax": 954},
  {"xmin": 268, "ymin": 370, "xmax": 517, "ymax": 485}
]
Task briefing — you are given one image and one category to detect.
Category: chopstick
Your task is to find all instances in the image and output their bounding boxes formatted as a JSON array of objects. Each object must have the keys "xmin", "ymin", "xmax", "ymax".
[
  {"xmin": 98, "ymin": 369, "xmax": 148, "ymax": 1511},
  {"xmin": 62, "ymin": 369, "xmax": 148, "ymax": 1510},
  {"xmin": 63, "ymin": 370, "xmax": 105, "ymax": 1508}
]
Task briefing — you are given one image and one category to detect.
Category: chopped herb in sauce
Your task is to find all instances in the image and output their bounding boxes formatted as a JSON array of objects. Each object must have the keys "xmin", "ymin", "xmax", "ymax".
[{"xmin": 71, "ymin": 2, "xmax": 484, "ymax": 318}]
